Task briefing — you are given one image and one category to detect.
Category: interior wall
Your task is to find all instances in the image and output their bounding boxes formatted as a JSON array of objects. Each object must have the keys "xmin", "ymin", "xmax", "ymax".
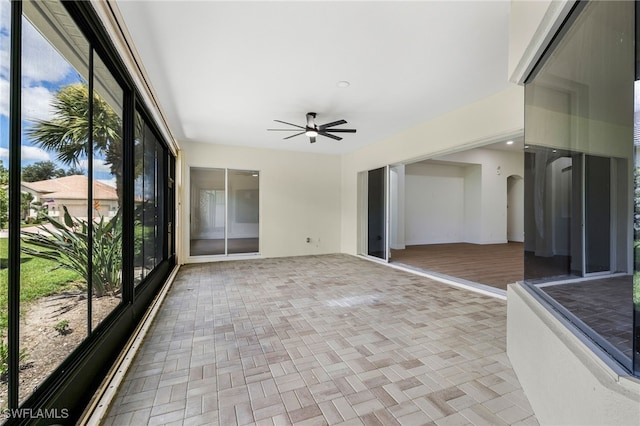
[
  {"xmin": 180, "ymin": 140, "xmax": 342, "ymax": 261},
  {"xmin": 389, "ymin": 165, "xmax": 406, "ymax": 249},
  {"xmin": 402, "ymin": 147, "xmax": 524, "ymax": 247},
  {"xmin": 464, "ymin": 164, "xmax": 482, "ymax": 243},
  {"xmin": 405, "ymin": 162, "xmax": 465, "ymax": 245},
  {"xmin": 441, "ymin": 148, "xmax": 524, "ymax": 244},
  {"xmin": 340, "ymin": 85, "xmax": 525, "ymax": 255}
]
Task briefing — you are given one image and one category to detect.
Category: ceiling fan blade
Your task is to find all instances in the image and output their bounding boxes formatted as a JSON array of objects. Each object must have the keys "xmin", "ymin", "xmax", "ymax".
[
  {"xmin": 283, "ymin": 131, "xmax": 305, "ymax": 140},
  {"xmin": 267, "ymin": 128, "xmax": 304, "ymax": 131},
  {"xmin": 324, "ymin": 128, "xmax": 356, "ymax": 133},
  {"xmin": 274, "ymin": 119, "xmax": 305, "ymax": 129},
  {"xmin": 319, "ymin": 119, "xmax": 347, "ymax": 130},
  {"xmin": 309, "ymin": 136, "xmax": 316, "ymax": 144},
  {"xmin": 319, "ymin": 131, "xmax": 342, "ymax": 141}
]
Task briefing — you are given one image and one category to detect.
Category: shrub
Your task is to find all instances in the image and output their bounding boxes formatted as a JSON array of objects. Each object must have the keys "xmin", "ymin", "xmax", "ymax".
[
  {"xmin": 54, "ymin": 320, "xmax": 70, "ymax": 335},
  {"xmin": 20, "ymin": 206, "xmax": 122, "ymax": 297}
]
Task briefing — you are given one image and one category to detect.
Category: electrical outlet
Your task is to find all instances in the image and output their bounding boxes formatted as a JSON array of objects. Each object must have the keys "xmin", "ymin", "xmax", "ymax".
[{"xmin": 306, "ymin": 237, "xmax": 311, "ymax": 243}]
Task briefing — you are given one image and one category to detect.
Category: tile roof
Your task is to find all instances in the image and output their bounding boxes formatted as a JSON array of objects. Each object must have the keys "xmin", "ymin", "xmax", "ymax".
[{"xmin": 22, "ymin": 175, "xmax": 118, "ymax": 200}]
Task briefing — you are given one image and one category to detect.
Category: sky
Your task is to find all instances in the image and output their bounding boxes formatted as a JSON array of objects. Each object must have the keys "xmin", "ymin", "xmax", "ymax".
[{"xmin": 0, "ymin": 1, "xmax": 116, "ymax": 186}]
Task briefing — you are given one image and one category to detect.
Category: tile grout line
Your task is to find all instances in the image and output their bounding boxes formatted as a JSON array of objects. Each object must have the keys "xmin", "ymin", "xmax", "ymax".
[{"xmin": 80, "ymin": 265, "xmax": 181, "ymax": 425}]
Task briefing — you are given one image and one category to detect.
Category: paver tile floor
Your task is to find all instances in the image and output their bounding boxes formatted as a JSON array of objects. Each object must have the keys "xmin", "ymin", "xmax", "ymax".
[{"xmin": 104, "ymin": 254, "xmax": 537, "ymax": 425}]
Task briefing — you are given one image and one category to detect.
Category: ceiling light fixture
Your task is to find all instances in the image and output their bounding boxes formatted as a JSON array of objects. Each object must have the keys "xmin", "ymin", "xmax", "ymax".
[
  {"xmin": 336, "ymin": 80, "xmax": 350, "ymax": 88},
  {"xmin": 506, "ymin": 140, "xmax": 514, "ymax": 145},
  {"xmin": 305, "ymin": 129, "xmax": 318, "ymax": 137}
]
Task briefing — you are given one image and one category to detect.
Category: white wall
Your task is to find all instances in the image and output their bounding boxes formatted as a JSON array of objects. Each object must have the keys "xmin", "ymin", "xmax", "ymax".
[
  {"xmin": 180, "ymin": 141, "xmax": 342, "ymax": 262},
  {"xmin": 341, "ymin": 85, "xmax": 525, "ymax": 255},
  {"xmin": 403, "ymin": 147, "xmax": 524, "ymax": 246},
  {"xmin": 444, "ymin": 148, "xmax": 524, "ymax": 244},
  {"xmin": 405, "ymin": 162, "xmax": 465, "ymax": 245},
  {"xmin": 389, "ymin": 165, "xmax": 406, "ymax": 249},
  {"xmin": 464, "ymin": 164, "xmax": 482, "ymax": 243}
]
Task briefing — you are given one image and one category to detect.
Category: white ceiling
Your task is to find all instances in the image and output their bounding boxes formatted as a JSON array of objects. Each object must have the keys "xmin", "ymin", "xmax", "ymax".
[{"xmin": 115, "ymin": 1, "xmax": 512, "ymax": 155}]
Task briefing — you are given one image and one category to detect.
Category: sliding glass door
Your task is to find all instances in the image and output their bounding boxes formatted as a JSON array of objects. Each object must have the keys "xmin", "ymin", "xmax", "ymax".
[
  {"xmin": 367, "ymin": 166, "xmax": 389, "ymax": 261},
  {"xmin": 584, "ymin": 155, "xmax": 611, "ymax": 274},
  {"xmin": 190, "ymin": 167, "xmax": 259, "ymax": 256},
  {"xmin": 227, "ymin": 170, "xmax": 260, "ymax": 254}
]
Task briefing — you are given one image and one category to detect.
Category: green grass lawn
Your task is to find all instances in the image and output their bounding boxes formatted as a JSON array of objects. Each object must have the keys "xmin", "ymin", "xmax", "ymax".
[{"xmin": 0, "ymin": 238, "xmax": 81, "ymax": 329}]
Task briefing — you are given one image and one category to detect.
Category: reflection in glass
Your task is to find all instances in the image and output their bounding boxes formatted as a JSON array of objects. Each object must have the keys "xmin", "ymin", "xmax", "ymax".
[
  {"xmin": 634, "ymin": 57, "xmax": 640, "ymax": 376},
  {"xmin": 524, "ymin": 0, "xmax": 634, "ymax": 371},
  {"xmin": 367, "ymin": 167, "xmax": 386, "ymax": 260},
  {"xmin": 156, "ymin": 146, "xmax": 165, "ymax": 264},
  {"xmin": 228, "ymin": 170, "xmax": 259, "ymax": 254},
  {"xmin": 0, "ymin": 0, "xmax": 9, "ymax": 411},
  {"xmin": 19, "ymin": 0, "xmax": 90, "ymax": 405},
  {"xmin": 91, "ymin": 52, "xmax": 123, "ymax": 330},
  {"xmin": 190, "ymin": 168, "xmax": 225, "ymax": 256},
  {"xmin": 189, "ymin": 168, "xmax": 260, "ymax": 256},
  {"xmin": 134, "ymin": 112, "xmax": 145, "ymax": 284},
  {"xmin": 134, "ymin": 113, "xmax": 164, "ymax": 285},
  {"xmin": 143, "ymin": 126, "xmax": 158, "ymax": 273}
]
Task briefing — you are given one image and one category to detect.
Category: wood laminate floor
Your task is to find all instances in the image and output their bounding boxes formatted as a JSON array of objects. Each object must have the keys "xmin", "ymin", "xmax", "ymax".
[{"xmin": 390, "ymin": 242, "xmax": 523, "ymax": 291}]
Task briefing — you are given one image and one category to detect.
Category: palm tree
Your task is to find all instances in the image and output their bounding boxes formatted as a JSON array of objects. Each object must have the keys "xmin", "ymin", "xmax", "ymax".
[{"xmin": 26, "ymin": 83, "xmax": 124, "ymax": 201}]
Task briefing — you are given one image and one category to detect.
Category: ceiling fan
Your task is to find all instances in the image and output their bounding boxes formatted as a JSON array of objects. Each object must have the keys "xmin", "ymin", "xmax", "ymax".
[{"xmin": 268, "ymin": 112, "xmax": 356, "ymax": 143}]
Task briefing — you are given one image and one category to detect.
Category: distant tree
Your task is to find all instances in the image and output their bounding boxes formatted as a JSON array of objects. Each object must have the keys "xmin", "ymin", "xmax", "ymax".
[
  {"xmin": 21, "ymin": 161, "xmax": 67, "ymax": 182},
  {"xmin": 20, "ymin": 192, "xmax": 33, "ymax": 220},
  {"xmin": 65, "ymin": 165, "xmax": 86, "ymax": 176}
]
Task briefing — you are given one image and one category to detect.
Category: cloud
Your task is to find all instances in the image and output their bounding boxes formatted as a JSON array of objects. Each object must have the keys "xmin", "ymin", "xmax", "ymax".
[
  {"xmin": 22, "ymin": 85, "xmax": 54, "ymax": 121},
  {"xmin": 0, "ymin": 78, "xmax": 7, "ymax": 117},
  {"xmin": 22, "ymin": 145, "xmax": 50, "ymax": 161},
  {"xmin": 21, "ymin": 21, "xmax": 74, "ymax": 85},
  {"xmin": 78, "ymin": 158, "xmax": 113, "ymax": 174},
  {"xmin": 0, "ymin": 146, "xmax": 50, "ymax": 163},
  {"xmin": 0, "ymin": 2, "xmax": 8, "ymax": 33},
  {"xmin": 0, "ymin": 1, "xmax": 9, "ymax": 80},
  {"xmin": 0, "ymin": 78, "xmax": 55, "ymax": 121}
]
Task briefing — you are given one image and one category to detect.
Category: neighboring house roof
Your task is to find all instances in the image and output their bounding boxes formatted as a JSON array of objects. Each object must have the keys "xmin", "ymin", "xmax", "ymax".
[{"xmin": 21, "ymin": 175, "xmax": 118, "ymax": 201}]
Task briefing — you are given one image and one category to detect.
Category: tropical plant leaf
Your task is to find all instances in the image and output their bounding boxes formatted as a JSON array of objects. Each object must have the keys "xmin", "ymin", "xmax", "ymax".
[{"xmin": 21, "ymin": 209, "xmax": 122, "ymax": 297}]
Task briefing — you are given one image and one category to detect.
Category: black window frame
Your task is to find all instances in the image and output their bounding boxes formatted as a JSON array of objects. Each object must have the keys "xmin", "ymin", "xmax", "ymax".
[{"xmin": 2, "ymin": 1, "xmax": 177, "ymax": 423}]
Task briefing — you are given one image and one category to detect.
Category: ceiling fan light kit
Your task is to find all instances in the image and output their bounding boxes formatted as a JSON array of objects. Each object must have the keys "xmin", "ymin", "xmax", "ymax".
[{"xmin": 268, "ymin": 112, "xmax": 356, "ymax": 143}]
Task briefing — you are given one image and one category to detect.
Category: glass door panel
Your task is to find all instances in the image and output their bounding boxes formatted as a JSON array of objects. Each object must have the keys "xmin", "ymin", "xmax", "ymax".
[
  {"xmin": 585, "ymin": 155, "xmax": 611, "ymax": 273},
  {"xmin": 190, "ymin": 168, "xmax": 225, "ymax": 256},
  {"xmin": 367, "ymin": 167, "xmax": 387, "ymax": 260},
  {"xmin": 228, "ymin": 170, "xmax": 259, "ymax": 254}
]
